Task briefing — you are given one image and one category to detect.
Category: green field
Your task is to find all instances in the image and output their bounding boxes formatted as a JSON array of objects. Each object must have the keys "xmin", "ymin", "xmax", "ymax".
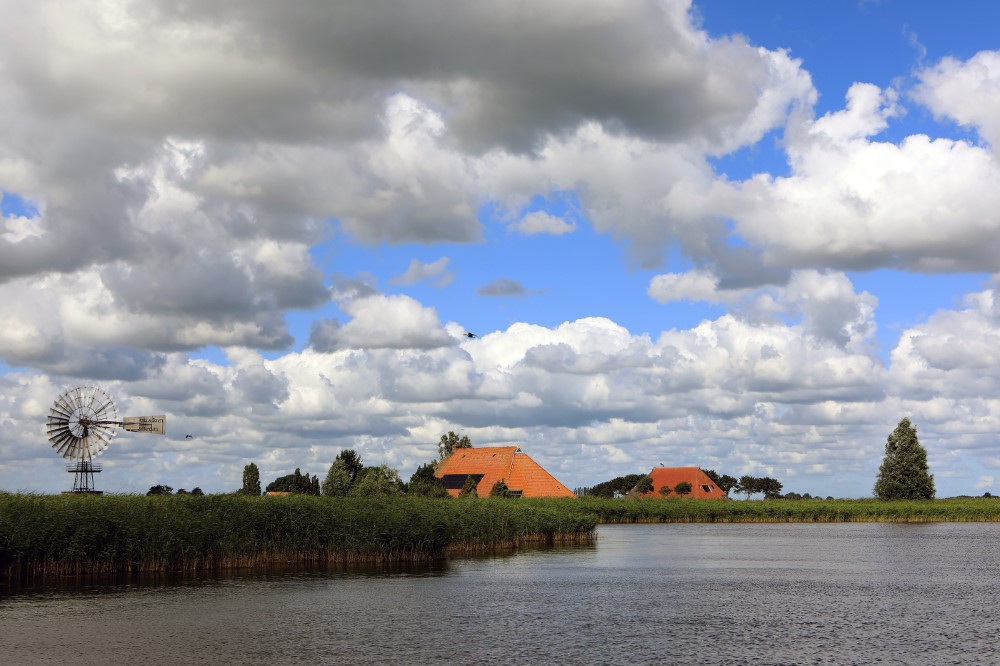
[{"xmin": 5, "ymin": 493, "xmax": 1000, "ymax": 581}]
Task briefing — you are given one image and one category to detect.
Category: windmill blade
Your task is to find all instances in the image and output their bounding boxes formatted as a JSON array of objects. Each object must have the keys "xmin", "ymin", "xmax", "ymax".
[
  {"xmin": 70, "ymin": 387, "xmax": 85, "ymax": 410},
  {"xmin": 48, "ymin": 402, "xmax": 74, "ymax": 420},
  {"xmin": 54, "ymin": 395, "xmax": 78, "ymax": 420},
  {"xmin": 85, "ymin": 388, "xmax": 99, "ymax": 412},
  {"xmin": 51, "ymin": 431, "xmax": 77, "ymax": 458}
]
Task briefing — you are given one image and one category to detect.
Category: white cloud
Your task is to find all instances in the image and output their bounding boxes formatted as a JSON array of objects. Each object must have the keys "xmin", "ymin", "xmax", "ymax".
[
  {"xmin": 648, "ymin": 269, "xmax": 749, "ymax": 303},
  {"xmin": 390, "ymin": 257, "xmax": 454, "ymax": 287},
  {"xmin": 913, "ymin": 50, "xmax": 1000, "ymax": 151},
  {"xmin": 316, "ymin": 294, "xmax": 454, "ymax": 351},
  {"xmin": 732, "ymin": 82, "xmax": 1000, "ymax": 273},
  {"xmin": 512, "ymin": 211, "xmax": 576, "ymax": 236}
]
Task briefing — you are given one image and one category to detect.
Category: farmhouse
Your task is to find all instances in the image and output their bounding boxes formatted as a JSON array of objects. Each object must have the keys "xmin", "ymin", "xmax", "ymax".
[
  {"xmin": 435, "ymin": 446, "xmax": 575, "ymax": 498},
  {"xmin": 646, "ymin": 467, "xmax": 727, "ymax": 499}
]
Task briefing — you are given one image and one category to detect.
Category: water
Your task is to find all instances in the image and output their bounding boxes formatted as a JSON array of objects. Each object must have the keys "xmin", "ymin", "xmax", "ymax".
[{"xmin": 4, "ymin": 523, "xmax": 1000, "ymax": 665}]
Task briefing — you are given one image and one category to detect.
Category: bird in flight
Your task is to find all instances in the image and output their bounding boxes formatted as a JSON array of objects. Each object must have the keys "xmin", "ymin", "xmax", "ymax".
[
  {"xmin": 185, "ymin": 434, "xmax": 194, "ymax": 439},
  {"xmin": 465, "ymin": 332, "xmax": 478, "ymax": 339}
]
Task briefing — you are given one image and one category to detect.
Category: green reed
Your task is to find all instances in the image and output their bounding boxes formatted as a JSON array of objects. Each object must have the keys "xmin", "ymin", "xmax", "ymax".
[
  {"xmin": 565, "ymin": 496, "xmax": 1000, "ymax": 524},
  {"xmin": 0, "ymin": 494, "xmax": 596, "ymax": 581}
]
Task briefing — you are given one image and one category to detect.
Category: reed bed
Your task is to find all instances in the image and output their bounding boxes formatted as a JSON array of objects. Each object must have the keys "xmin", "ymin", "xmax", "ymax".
[
  {"xmin": 567, "ymin": 496, "xmax": 1000, "ymax": 524},
  {"xmin": 0, "ymin": 494, "xmax": 596, "ymax": 581}
]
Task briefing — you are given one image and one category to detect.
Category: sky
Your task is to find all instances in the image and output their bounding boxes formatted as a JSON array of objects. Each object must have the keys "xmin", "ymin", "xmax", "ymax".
[{"xmin": 2, "ymin": 0, "xmax": 1000, "ymax": 498}]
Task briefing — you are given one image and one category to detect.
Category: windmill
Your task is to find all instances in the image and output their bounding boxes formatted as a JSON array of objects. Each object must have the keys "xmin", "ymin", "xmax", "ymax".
[{"xmin": 46, "ymin": 386, "xmax": 165, "ymax": 494}]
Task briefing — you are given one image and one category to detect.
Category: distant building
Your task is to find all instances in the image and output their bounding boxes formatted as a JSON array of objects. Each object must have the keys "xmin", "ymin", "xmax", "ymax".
[
  {"xmin": 644, "ymin": 467, "xmax": 727, "ymax": 499},
  {"xmin": 435, "ymin": 446, "xmax": 575, "ymax": 498}
]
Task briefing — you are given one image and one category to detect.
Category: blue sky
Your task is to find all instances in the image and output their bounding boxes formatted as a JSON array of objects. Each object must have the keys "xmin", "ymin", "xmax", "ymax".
[{"xmin": 3, "ymin": 0, "xmax": 1000, "ymax": 498}]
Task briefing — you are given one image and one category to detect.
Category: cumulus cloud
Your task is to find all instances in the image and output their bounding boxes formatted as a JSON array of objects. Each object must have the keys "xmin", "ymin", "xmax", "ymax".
[
  {"xmin": 648, "ymin": 269, "xmax": 750, "ymax": 304},
  {"xmin": 310, "ymin": 294, "xmax": 454, "ymax": 351},
  {"xmin": 913, "ymin": 50, "xmax": 1000, "ymax": 151},
  {"xmin": 390, "ymin": 257, "xmax": 454, "ymax": 287},
  {"xmin": 512, "ymin": 211, "xmax": 576, "ymax": 236},
  {"xmin": 729, "ymin": 80, "xmax": 1000, "ymax": 274}
]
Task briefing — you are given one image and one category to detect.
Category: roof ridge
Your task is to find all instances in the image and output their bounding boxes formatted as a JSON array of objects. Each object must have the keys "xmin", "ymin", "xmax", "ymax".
[{"xmin": 504, "ymin": 445, "xmax": 520, "ymax": 481}]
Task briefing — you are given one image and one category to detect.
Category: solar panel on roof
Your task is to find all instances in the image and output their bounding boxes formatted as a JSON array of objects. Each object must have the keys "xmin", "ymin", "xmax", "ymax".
[{"xmin": 441, "ymin": 473, "xmax": 484, "ymax": 490}]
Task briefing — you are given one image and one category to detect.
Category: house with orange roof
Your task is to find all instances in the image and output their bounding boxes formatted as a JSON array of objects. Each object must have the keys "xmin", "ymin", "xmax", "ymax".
[
  {"xmin": 435, "ymin": 446, "xmax": 575, "ymax": 498},
  {"xmin": 643, "ymin": 467, "xmax": 727, "ymax": 499}
]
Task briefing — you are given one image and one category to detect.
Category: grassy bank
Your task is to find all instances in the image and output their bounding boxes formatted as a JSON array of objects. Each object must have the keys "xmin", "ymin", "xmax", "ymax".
[
  {"xmin": 569, "ymin": 496, "xmax": 1000, "ymax": 523},
  {"xmin": 0, "ymin": 494, "xmax": 596, "ymax": 581}
]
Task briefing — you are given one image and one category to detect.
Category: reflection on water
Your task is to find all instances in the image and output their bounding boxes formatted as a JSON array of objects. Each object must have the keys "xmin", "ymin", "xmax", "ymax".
[{"xmin": 3, "ymin": 523, "xmax": 1000, "ymax": 665}]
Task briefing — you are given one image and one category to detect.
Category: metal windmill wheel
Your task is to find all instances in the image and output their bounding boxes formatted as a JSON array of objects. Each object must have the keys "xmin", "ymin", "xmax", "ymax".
[{"xmin": 47, "ymin": 386, "xmax": 120, "ymax": 492}]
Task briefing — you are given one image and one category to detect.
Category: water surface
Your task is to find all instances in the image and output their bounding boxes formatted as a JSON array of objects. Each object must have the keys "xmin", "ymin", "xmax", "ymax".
[{"xmin": 4, "ymin": 522, "xmax": 999, "ymax": 665}]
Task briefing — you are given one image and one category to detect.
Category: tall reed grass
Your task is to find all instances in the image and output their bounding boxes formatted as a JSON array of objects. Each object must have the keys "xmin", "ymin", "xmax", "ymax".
[
  {"xmin": 567, "ymin": 496, "xmax": 1000, "ymax": 524},
  {"xmin": 0, "ymin": 494, "xmax": 596, "ymax": 581}
]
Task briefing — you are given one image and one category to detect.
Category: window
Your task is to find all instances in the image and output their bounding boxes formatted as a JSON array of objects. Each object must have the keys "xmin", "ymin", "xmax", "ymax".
[
  {"xmin": 508, "ymin": 490, "xmax": 523, "ymax": 498},
  {"xmin": 701, "ymin": 485, "xmax": 712, "ymax": 493}
]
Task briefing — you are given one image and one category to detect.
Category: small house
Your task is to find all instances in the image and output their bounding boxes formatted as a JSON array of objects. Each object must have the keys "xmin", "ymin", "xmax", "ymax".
[
  {"xmin": 435, "ymin": 446, "xmax": 575, "ymax": 498},
  {"xmin": 645, "ymin": 467, "xmax": 727, "ymax": 499}
]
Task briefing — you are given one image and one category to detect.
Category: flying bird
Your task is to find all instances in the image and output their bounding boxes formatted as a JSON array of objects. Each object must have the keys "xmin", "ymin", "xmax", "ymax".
[
  {"xmin": 465, "ymin": 332, "xmax": 478, "ymax": 339},
  {"xmin": 185, "ymin": 434, "xmax": 194, "ymax": 439}
]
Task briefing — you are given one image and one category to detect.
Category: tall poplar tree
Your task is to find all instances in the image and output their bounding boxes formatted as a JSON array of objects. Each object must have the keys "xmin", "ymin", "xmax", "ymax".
[
  {"xmin": 241, "ymin": 462, "xmax": 261, "ymax": 496},
  {"xmin": 874, "ymin": 417, "xmax": 935, "ymax": 500}
]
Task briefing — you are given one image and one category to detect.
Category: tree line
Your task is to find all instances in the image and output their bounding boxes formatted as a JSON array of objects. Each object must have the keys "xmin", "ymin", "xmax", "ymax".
[
  {"xmin": 234, "ymin": 431, "xmax": 510, "ymax": 499},
  {"xmin": 575, "ymin": 469, "xmax": 786, "ymax": 500}
]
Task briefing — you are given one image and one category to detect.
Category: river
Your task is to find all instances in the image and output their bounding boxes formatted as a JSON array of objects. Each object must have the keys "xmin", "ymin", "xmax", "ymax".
[{"xmin": 3, "ymin": 522, "xmax": 1000, "ymax": 665}]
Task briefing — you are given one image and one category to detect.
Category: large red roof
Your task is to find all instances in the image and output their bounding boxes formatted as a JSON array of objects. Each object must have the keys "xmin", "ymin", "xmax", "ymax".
[
  {"xmin": 644, "ymin": 467, "xmax": 727, "ymax": 499},
  {"xmin": 435, "ymin": 446, "xmax": 575, "ymax": 498}
]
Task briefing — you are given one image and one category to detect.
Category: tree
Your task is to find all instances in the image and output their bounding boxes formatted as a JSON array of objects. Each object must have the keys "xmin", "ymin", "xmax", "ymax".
[
  {"xmin": 703, "ymin": 469, "xmax": 738, "ymax": 496},
  {"xmin": 757, "ymin": 477, "xmax": 783, "ymax": 499},
  {"xmin": 241, "ymin": 462, "xmax": 261, "ymax": 496},
  {"xmin": 489, "ymin": 479, "xmax": 511, "ymax": 498},
  {"xmin": 407, "ymin": 463, "xmax": 449, "ymax": 497},
  {"xmin": 350, "ymin": 464, "xmax": 404, "ymax": 497},
  {"xmin": 658, "ymin": 485, "xmax": 673, "ymax": 497},
  {"xmin": 732, "ymin": 475, "xmax": 783, "ymax": 500},
  {"xmin": 581, "ymin": 474, "xmax": 645, "ymax": 498},
  {"xmin": 335, "ymin": 450, "xmax": 364, "ymax": 486},
  {"xmin": 718, "ymin": 475, "xmax": 739, "ymax": 496},
  {"xmin": 633, "ymin": 475, "xmax": 654, "ymax": 495},
  {"xmin": 322, "ymin": 459, "xmax": 352, "ymax": 497},
  {"xmin": 458, "ymin": 475, "xmax": 479, "ymax": 498},
  {"xmin": 734, "ymin": 475, "xmax": 758, "ymax": 500},
  {"xmin": 438, "ymin": 431, "xmax": 472, "ymax": 460},
  {"xmin": 874, "ymin": 417, "xmax": 935, "ymax": 500},
  {"xmin": 147, "ymin": 485, "xmax": 173, "ymax": 495},
  {"xmin": 266, "ymin": 468, "xmax": 320, "ymax": 495},
  {"xmin": 674, "ymin": 481, "xmax": 692, "ymax": 496},
  {"xmin": 190, "ymin": 487, "xmax": 204, "ymax": 496}
]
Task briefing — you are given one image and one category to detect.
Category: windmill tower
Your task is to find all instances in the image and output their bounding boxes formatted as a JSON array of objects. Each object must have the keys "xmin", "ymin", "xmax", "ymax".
[{"xmin": 46, "ymin": 386, "xmax": 166, "ymax": 494}]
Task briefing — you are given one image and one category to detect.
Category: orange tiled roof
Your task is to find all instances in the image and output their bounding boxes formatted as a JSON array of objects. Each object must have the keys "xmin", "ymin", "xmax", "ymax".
[
  {"xmin": 644, "ymin": 467, "xmax": 727, "ymax": 500},
  {"xmin": 435, "ymin": 446, "xmax": 575, "ymax": 498}
]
